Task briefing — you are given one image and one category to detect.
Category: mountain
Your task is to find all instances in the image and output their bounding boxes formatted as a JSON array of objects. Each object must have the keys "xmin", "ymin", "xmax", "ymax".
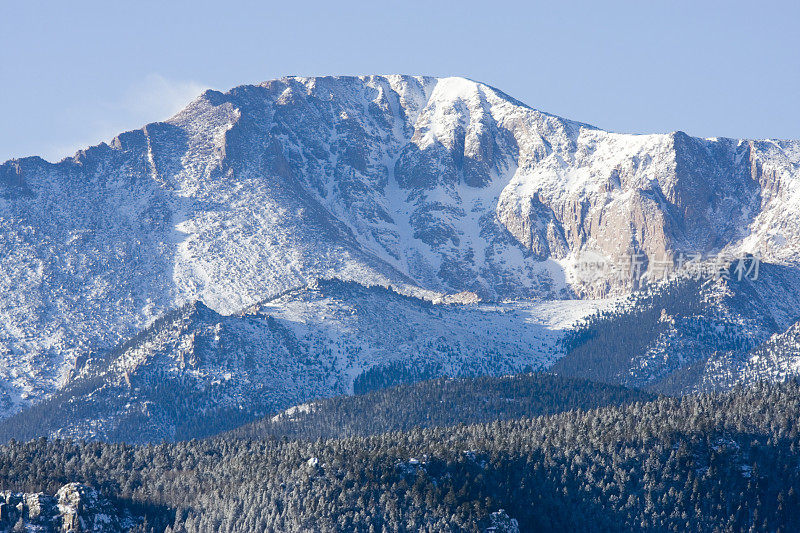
[
  {"xmin": 1, "ymin": 74, "xmax": 800, "ymax": 419},
  {"xmin": 0, "ymin": 279, "xmax": 603, "ymax": 442},
  {"xmin": 553, "ymin": 261, "xmax": 800, "ymax": 393}
]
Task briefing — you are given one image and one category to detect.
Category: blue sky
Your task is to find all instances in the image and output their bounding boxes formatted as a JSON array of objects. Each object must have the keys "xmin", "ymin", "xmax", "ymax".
[{"xmin": 1, "ymin": 0, "xmax": 798, "ymax": 162}]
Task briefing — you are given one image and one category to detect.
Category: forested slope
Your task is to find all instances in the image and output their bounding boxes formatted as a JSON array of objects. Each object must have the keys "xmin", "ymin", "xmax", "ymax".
[
  {"xmin": 1, "ymin": 381, "xmax": 799, "ymax": 531},
  {"xmin": 228, "ymin": 372, "xmax": 655, "ymax": 440}
]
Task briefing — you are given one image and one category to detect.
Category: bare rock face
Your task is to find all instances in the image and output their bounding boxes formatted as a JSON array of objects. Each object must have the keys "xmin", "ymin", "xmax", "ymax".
[
  {"xmin": 496, "ymin": 191, "xmax": 568, "ymax": 260},
  {"xmin": 0, "ymin": 483, "xmax": 123, "ymax": 532},
  {"xmin": 57, "ymin": 483, "xmax": 122, "ymax": 532},
  {"xmin": 485, "ymin": 509, "xmax": 520, "ymax": 533},
  {"xmin": 0, "ymin": 161, "xmax": 33, "ymax": 199},
  {"xmin": 0, "ymin": 74, "xmax": 799, "ymax": 417}
]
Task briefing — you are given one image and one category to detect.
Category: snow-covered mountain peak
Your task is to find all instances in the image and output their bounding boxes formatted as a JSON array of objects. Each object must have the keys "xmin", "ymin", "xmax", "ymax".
[{"xmin": 1, "ymin": 74, "xmax": 800, "ymax": 419}]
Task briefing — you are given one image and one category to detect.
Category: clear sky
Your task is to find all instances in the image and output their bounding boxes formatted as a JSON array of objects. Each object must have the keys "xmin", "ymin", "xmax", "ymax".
[{"xmin": 1, "ymin": 0, "xmax": 798, "ymax": 163}]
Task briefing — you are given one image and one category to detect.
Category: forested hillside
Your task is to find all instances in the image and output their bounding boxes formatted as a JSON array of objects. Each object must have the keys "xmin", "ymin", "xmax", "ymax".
[
  {"xmin": 1, "ymin": 381, "xmax": 800, "ymax": 531},
  {"xmin": 553, "ymin": 263, "xmax": 800, "ymax": 393},
  {"xmin": 228, "ymin": 372, "xmax": 655, "ymax": 440}
]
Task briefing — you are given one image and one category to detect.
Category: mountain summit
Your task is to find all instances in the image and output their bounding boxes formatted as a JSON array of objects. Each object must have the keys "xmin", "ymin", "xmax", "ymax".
[{"xmin": 1, "ymin": 75, "xmax": 799, "ymax": 417}]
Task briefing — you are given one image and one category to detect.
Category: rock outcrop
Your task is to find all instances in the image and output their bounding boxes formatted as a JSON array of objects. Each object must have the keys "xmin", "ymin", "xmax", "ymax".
[{"xmin": 0, "ymin": 483, "xmax": 124, "ymax": 532}]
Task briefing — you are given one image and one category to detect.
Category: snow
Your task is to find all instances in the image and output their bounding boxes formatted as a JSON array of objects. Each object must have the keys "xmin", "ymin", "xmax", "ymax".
[
  {"xmin": 272, "ymin": 402, "xmax": 316, "ymax": 422},
  {"xmin": 0, "ymin": 74, "xmax": 799, "ymax": 418}
]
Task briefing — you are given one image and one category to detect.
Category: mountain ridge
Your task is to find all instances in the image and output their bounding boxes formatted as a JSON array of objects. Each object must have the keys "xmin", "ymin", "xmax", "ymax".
[
  {"xmin": 1, "ymin": 74, "xmax": 800, "ymax": 420},
  {"xmin": 0, "ymin": 277, "xmax": 602, "ymax": 442}
]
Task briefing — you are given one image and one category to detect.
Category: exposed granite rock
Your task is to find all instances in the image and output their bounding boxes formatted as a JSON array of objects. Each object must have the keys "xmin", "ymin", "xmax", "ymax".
[{"xmin": 0, "ymin": 483, "xmax": 126, "ymax": 532}]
